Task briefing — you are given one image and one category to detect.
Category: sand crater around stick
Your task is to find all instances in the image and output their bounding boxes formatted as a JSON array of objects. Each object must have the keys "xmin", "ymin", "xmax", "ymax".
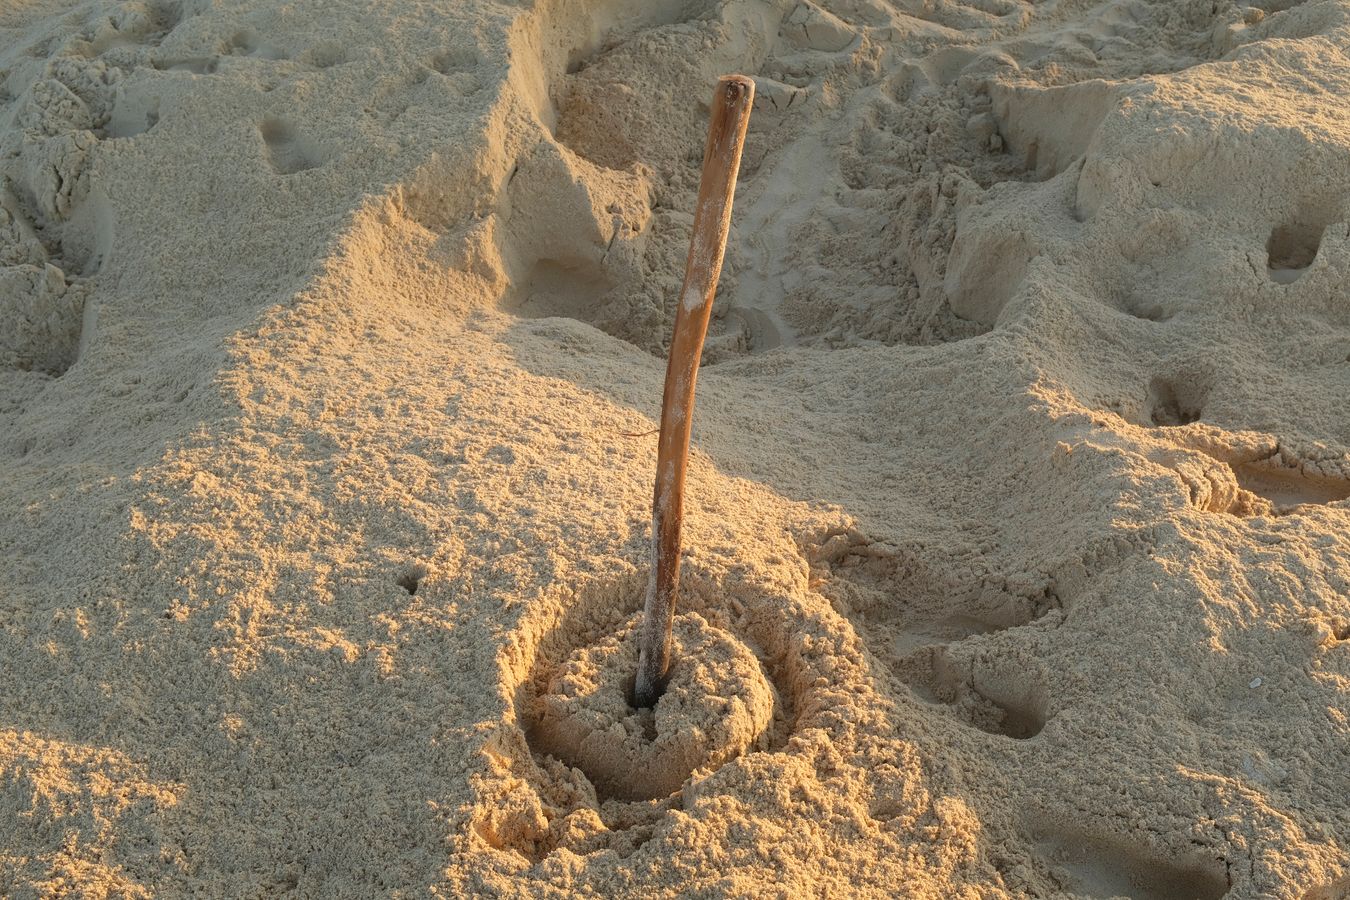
[{"xmin": 532, "ymin": 612, "xmax": 776, "ymax": 801}]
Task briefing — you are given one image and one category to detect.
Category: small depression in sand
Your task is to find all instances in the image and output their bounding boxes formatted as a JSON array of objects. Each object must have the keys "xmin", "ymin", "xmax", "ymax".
[
  {"xmin": 1232, "ymin": 462, "xmax": 1350, "ymax": 513},
  {"xmin": 1031, "ymin": 823, "xmax": 1230, "ymax": 900},
  {"xmin": 529, "ymin": 612, "xmax": 776, "ymax": 801}
]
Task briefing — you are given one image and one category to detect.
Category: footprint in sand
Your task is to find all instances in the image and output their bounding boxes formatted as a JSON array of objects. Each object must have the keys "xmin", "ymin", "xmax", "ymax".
[
  {"xmin": 1030, "ymin": 823, "xmax": 1230, "ymax": 900},
  {"xmin": 806, "ymin": 529, "xmax": 1057, "ymax": 738}
]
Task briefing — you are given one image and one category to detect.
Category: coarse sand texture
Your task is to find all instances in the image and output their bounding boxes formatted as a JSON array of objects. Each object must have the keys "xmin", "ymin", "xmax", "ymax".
[{"xmin": 1, "ymin": 0, "xmax": 1349, "ymax": 897}]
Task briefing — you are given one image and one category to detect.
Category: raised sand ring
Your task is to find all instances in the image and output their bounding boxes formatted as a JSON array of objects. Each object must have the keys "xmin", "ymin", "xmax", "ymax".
[
  {"xmin": 494, "ymin": 569, "xmax": 876, "ymax": 857},
  {"xmin": 515, "ymin": 573, "xmax": 801, "ymax": 809},
  {"xmin": 531, "ymin": 611, "xmax": 775, "ymax": 801}
]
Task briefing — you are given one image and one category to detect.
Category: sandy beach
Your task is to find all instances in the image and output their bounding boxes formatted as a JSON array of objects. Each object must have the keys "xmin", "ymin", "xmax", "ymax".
[{"xmin": 1, "ymin": 0, "xmax": 1349, "ymax": 895}]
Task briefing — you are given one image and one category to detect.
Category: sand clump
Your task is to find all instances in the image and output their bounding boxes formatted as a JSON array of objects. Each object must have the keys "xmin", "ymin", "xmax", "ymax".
[{"xmin": 1, "ymin": 0, "xmax": 1350, "ymax": 896}]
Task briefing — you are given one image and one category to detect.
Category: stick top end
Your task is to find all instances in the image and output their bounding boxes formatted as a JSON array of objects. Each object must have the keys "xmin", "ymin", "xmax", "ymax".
[{"xmin": 717, "ymin": 74, "xmax": 755, "ymax": 106}]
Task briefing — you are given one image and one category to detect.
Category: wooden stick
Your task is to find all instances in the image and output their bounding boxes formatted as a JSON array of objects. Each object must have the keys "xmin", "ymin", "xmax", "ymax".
[{"xmin": 633, "ymin": 75, "xmax": 754, "ymax": 709}]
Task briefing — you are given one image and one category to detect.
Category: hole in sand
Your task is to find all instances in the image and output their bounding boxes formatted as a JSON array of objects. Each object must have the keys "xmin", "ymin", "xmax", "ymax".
[
  {"xmin": 260, "ymin": 117, "xmax": 324, "ymax": 175},
  {"xmin": 304, "ymin": 41, "xmax": 347, "ymax": 69},
  {"xmin": 913, "ymin": 648, "xmax": 1051, "ymax": 739},
  {"xmin": 1266, "ymin": 200, "xmax": 1341, "ymax": 283},
  {"xmin": 1122, "ymin": 295, "xmax": 1172, "ymax": 322},
  {"xmin": 1031, "ymin": 823, "xmax": 1230, "ymax": 899},
  {"xmin": 150, "ymin": 0, "xmax": 185, "ymax": 35},
  {"xmin": 1267, "ymin": 222, "xmax": 1323, "ymax": 283},
  {"xmin": 396, "ymin": 564, "xmax": 427, "ymax": 595},
  {"xmin": 223, "ymin": 30, "xmax": 286, "ymax": 59},
  {"xmin": 430, "ymin": 46, "xmax": 479, "ymax": 76},
  {"xmin": 565, "ymin": 51, "xmax": 590, "ymax": 75},
  {"xmin": 1148, "ymin": 376, "xmax": 1204, "ymax": 426},
  {"xmin": 966, "ymin": 686, "xmax": 1047, "ymax": 740},
  {"xmin": 504, "ymin": 258, "xmax": 614, "ymax": 322},
  {"xmin": 1232, "ymin": 462, "xmax": 1350, "ymax": 513},
  {"xmin": 224, "ymin": 30, "xmax": 256, "ymax": 54}
]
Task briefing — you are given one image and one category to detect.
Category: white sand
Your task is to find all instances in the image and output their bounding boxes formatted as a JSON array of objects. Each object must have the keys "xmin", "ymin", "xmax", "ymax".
[{"xmin": 1, "ymin": 0, "xmax": 1349, "ymax": 896}]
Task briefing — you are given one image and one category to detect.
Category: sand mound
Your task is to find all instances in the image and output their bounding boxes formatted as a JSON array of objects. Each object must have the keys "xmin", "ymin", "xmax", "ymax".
[{"xmin": 1, "ymin": 0, "xmax": 1349, "ymax": 896}]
